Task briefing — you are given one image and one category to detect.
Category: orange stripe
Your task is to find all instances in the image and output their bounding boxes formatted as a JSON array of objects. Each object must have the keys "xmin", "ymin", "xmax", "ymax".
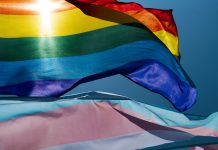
[
  {"xmin": 0, "ymin": 0, "xmax": 62, "ymax": 3},
  {"xmin": 145, "ymin": 8, "xmax": 178, "ymax": 37},
  {"xmin": 0, "ymin": 0, "xmax": 75, "ymax": 15},
  {"xmin": 101, "ymin": 3, "xmax": 178, "ymax": 37},
  {"xmin": 69, "ymin": 1, "xmax": 178, "ymax": 37},
  {"xmin": 125, "ymin": 10, "xmax": 176, "ymax": 36},
  {"xmin": 0, "ymin": 1, "xmax": 177, "ymax": 37}
]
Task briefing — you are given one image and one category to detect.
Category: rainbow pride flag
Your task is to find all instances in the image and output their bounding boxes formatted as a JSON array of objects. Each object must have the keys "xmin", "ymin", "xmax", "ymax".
[
  {"xmin": 0, "ymin": 0, "xmax": 196, "ymax": 111},
  {"xmin": 0, "ymin": 91, "xmax": 217, "ymax": 150},
  {"xmin": 68, "ymin": 0, "xmax": 180, "ymax": 57}
]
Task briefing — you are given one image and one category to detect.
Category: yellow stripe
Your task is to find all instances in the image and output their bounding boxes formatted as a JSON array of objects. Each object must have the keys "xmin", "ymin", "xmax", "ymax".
[
  {"xmin": 154, "ymin": 31, "xmax": 179, "ymax": 57},
  {"xmin": 0, "ymin": 8, "xmax": 135, "ymax": 38},
  {"xmin": 0, "ymin": 8, "xmax": 179, "ymax": 56}
]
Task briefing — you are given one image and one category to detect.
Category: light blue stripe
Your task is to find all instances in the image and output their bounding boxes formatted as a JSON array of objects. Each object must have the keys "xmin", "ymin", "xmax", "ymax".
[
  {"xmin": 114, "ymin": 100, "xmax": 218, "ymax": 132},
  {"xmin": 0, "ymin": 40, "xmax": 187, "ymax": 86},
  {"xmin": 0, "ymin": 92, "xmax": 217, "ymax": 132},
  {"xmin": 0, "ymin": 99, "xmax": 91, "ymax": 122}
]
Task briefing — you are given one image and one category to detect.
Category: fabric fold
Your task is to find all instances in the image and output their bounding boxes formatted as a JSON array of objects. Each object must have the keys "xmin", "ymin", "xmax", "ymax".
[{"xmin": 0, "ymin": 91, "xmax": 217, "ymax": 150}]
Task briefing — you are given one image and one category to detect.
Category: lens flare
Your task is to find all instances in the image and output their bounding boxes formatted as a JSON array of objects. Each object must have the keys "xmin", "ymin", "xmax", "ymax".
[{"xmin": 32, "ymin": 0, "xmax": 62, "ymax": 36}]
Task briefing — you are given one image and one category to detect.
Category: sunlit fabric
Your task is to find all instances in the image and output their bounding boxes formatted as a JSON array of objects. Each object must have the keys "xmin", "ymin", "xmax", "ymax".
[
  {"xmin": 67, "ymin": 0, "xmax": 180, "ymax": 57},
  {"xmin": 0, "ymin": 0, "xmax": 196, "ymax": 111},
  {"xmin": 0, "ymin": 0, "xmax": 179, "ymax": 56},
  {"xmin": 0, "ymin": 92, "xmax": 217, "ymax": 150}
]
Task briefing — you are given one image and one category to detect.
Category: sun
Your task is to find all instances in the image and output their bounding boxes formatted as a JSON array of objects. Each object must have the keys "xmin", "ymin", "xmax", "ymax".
[{"xmin": 31, "ymin": 0, "xmax": 63, "ymax": 36}]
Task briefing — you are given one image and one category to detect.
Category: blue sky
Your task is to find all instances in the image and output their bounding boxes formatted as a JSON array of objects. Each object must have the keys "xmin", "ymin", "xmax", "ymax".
[{"xmin": 67, "ymin": 0, "xmax": 218, "ymax": 117}]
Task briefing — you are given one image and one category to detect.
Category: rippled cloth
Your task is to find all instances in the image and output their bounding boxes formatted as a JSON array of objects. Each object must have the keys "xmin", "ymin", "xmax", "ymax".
[
  {"xmin": 0, "ymin": 0, "xmax": 196, "ymax": 111},
  {"xmin": 0, "ymin": 91, "xmax": 217, "ymax": 150}
]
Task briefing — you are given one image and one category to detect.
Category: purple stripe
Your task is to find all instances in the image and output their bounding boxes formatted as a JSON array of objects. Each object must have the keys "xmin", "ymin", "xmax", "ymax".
[
  {"xmin": 0, "ymin": 60, "xmax": 196, "ymax": 112},
  {"xmin": 125, "ymin": 60, "xmax": 197, "ymax": 112},
  {"xmin": 0, "ymin": 80, "xmax": 79, "ymax": 97}
]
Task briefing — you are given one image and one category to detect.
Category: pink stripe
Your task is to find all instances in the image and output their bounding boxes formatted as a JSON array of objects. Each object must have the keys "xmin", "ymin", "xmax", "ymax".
[
  {"xmin": 0, "ymin": 102, "xmax": 217, "ymax": 150},
  {"xmin": 112, "ymin": 104, "xmax": 218, "ymax": 137},
  {"xmin": 0, "ymin": 102, "xmax": 143, "ymax": 150},
  {"xmin": 188, "ymin": 145, "xmax": 218, "ymax": 150},
  {"xmin": 175, "ymin": 126, "xmax": 218, "ymax": 137}
]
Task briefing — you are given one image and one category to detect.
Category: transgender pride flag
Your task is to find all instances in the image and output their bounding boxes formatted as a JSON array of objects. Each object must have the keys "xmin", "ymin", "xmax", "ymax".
[{"xmin": 0, "ymin": 91, "xmax": 217, "ymax": 150}]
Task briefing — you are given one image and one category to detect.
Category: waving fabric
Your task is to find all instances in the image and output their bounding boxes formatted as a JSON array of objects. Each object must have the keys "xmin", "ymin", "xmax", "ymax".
[
  {"xmin": 0, "ymin": 0, "xmax": 196, "ymax": 111},
  {"xmin": 0, "ymin": 92, "xmax": 217, "ymax": 150}
]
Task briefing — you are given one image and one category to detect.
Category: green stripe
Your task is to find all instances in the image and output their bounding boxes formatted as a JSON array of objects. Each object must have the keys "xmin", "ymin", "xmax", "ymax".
[{"xmin": 0, "ymin": 23, "xmax": 161, "ymax": 61}]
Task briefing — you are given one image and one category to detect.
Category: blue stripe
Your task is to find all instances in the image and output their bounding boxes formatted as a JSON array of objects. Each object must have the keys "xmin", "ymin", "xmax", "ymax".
[
  {"xmin": 0, "ymin": 40, "xmax": 187, "ymax": 86},
  {"xmin": 0, "ymin": 59, "xmax": 196, "ymax": 111}
]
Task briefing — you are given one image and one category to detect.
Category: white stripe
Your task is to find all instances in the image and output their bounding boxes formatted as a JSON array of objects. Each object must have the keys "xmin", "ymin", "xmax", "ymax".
[{"xmin": 42, "ymin": 131, "xmax": 173, "ymax": 150}]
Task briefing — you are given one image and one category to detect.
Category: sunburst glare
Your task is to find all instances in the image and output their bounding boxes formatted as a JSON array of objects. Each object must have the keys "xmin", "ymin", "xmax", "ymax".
[{"xmin": 31, "ymin": 0, "xmax": 63, "ymax": 36}]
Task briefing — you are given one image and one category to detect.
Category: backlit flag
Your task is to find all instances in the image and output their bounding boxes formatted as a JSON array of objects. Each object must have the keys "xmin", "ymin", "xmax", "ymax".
[
  {"xmin": 68, "ymin": 0, "xmax": 180, "ymax": 57},
  {"xmin": 0, "ymin": 92, "xmax": 217, "ymax": 150},
  {"xmin": 0, "ymin": 0, "xmax": 196, "ymax": 111}
]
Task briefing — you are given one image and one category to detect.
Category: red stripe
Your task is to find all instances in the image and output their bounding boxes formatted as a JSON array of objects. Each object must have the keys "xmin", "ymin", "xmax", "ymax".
[{"xmin": 67, "ymin": 0, "xmax": 178, "ymax": 36}]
